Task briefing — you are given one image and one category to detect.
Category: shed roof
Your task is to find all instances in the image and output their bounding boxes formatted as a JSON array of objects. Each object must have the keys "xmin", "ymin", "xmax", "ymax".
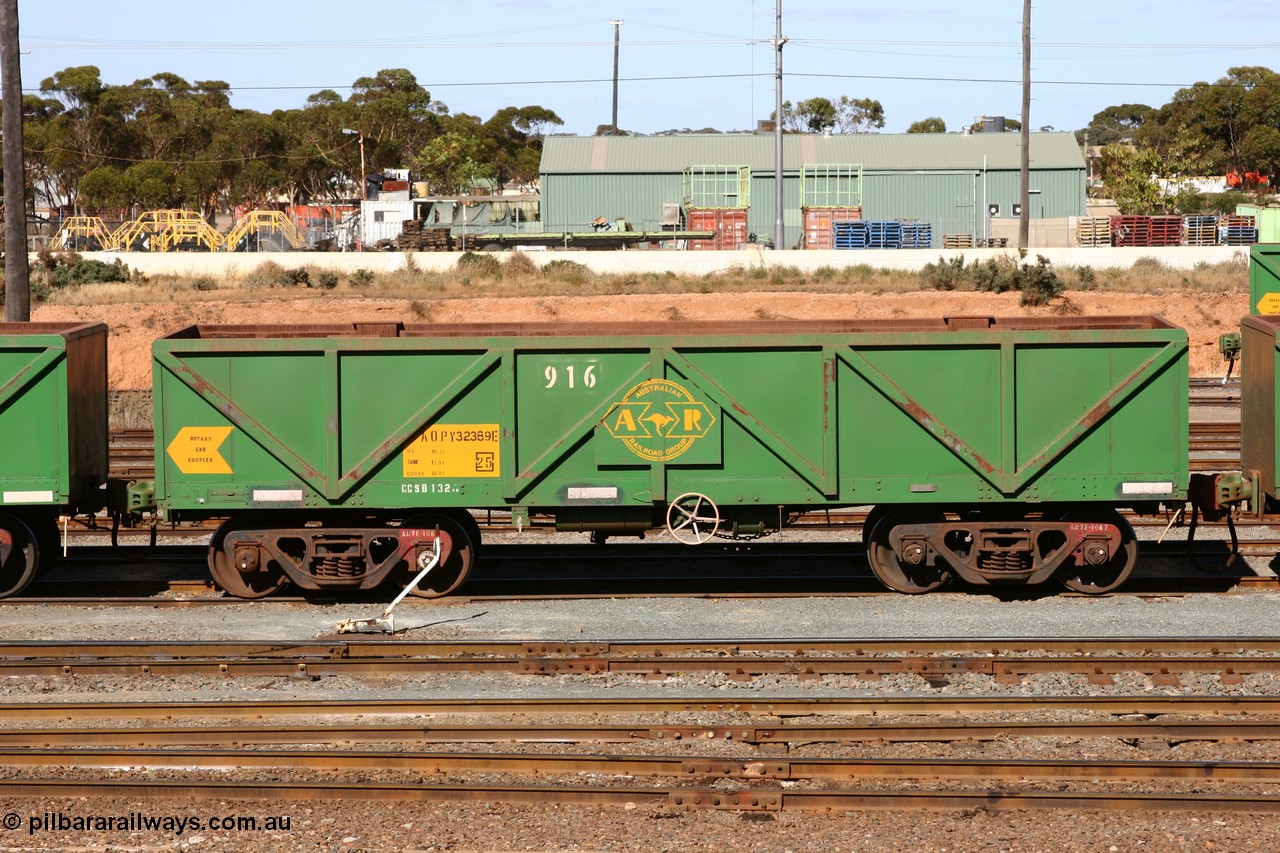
[{"xmin": 540, "ymin": 132, "xmax": 1084, "ymax": 174}]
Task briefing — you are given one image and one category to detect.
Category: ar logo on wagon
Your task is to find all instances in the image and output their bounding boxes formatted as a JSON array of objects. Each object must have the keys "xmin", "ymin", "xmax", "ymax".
[{"xmin": 603, "ymin": 379, "xmax": 716, "ymax": 462}]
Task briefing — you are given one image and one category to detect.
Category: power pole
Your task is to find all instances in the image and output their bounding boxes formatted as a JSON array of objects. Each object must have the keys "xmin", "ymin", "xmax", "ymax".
[
  {"xmin": 0, "ymin": 0, "xmax": 29, "ymax": 321},
  {"xmin": 1018, "ymin": 0, "xmax": 1031, "ymax": 251},
  {"xmin": 774, "ymin": 0, "xmax": 786, "ymax": 250},
  {"xmin": 610, "ymin": 20, "xmax": 622, "ymax": 135}
]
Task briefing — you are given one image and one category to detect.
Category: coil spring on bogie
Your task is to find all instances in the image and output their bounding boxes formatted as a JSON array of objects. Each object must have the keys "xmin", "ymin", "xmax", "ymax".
[
  {"xmin": 978, "ymin": 551, "xmax": 1031, "ymax": 573},
  {"xmin": 312, "ymin": 555, "xmax": 364, "ymax": 579}
]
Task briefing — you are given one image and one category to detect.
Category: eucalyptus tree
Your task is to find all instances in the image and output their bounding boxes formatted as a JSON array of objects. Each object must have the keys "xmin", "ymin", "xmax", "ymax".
[
  {"xmin": 778, "ymin": 96, "xmax": 885, "ymax": 133},
  {"xmin": 907, "ymin": 117, "xmax": 946, "ymax": 134},
  {"xmin": 1138, "ymin": 66, "xmax": 1280, "ymax": 181},
  {"xmin": 35, "ymin": 65, "xmax": 131, "ymax": 210},
  {"xmin": 348, "ymin": 69, "xmax": 447, "ymax": 176},
  {"xmin": 480, "ymin": 105, "xmax": 563, "ymax": 190}
]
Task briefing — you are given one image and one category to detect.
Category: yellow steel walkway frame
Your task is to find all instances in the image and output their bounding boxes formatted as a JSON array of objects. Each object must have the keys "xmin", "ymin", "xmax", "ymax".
[
  {"xmin": 52, "ymin": 216, "xmax": 114, "ymax": 250},
  {"xmin": 110, "ymin": 210, "xmax": 222, "ymax": 252},
  {"xmin": 223, "ymin": 210, "xmax": 303, "ymax": 252},
  {"xmin": 157, "ymin": 216, "xmax": 223, "ymax": 253}
]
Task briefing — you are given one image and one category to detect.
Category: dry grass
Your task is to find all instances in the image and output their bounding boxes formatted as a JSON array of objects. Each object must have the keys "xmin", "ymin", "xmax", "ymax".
[{"xmin": 38, "ymin": 256, "xmax": 1250, "ymax": 308}]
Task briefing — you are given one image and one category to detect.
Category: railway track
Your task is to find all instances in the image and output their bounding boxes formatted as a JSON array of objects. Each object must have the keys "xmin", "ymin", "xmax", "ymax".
[
  {"xmin": 5, "ymin": 777, "xmax": 1278, "ymax": 814},
  {"xmin": 3, "ymin": 637, "xmax": 1280, "ymax": 681},
  {"xmin": 4, "ymin": 688, "xmax": 1280, "ymax": 814}
]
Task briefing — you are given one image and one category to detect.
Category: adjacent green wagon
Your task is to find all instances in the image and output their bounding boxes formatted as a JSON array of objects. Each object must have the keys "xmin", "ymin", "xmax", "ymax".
[
  {"xmin": 0, "ymin": 322, "xmax": 108, "ymax": 595},
  {"xmin": 152, "ymin": 316, "xmax": 1187, "ymax": 597}
]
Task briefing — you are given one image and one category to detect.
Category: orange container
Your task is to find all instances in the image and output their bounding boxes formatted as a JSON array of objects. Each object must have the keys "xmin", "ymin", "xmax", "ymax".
[
  {"xmin": 687, "ymin": 209, "xmax": 750, "ymax": 250},
  {"xmin": 802, "ymin": 207, "xmax": 863, "ymax": 249}
]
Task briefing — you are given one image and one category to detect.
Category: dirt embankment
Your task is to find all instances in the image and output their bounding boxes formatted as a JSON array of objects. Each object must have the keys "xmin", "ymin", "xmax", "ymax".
[{"xmin": 33, "ymin": 289, "xmax": 1246, "ymax": 388}]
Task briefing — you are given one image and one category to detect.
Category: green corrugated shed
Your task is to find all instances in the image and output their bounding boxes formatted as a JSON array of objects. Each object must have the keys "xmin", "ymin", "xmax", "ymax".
[
  {"xmin": 1237, "ymin": 205, "xmax": 1280, "ymax": 244},
  {"xmin": 540, "ymin": 133, "xmax": 1086, "ymax": 249}
]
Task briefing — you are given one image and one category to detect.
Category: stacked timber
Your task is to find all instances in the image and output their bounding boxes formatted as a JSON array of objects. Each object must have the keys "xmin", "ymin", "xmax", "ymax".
[{"xmin": 396, "ymin": 220, "xmax": 454, "ymax": 251}]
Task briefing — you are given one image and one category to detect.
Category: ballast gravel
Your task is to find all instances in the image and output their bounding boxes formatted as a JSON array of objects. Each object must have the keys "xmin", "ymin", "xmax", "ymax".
[{"xmin": 5, "ymin": 533, "xmax": 1280, "ymax": 849}]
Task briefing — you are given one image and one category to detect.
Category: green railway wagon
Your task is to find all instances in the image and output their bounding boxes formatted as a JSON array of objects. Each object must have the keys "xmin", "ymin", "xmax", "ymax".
[
  {"xmin": 0, "ymin": 322, "xmax": 108, "ymax": 596},
  {"xmin": 152, "ymin": 317, "xmax": 1187, "ymax": 598},
  {"xmin": 1239, "ymin": 247, "xmax": 1280, "ymax": 508}
]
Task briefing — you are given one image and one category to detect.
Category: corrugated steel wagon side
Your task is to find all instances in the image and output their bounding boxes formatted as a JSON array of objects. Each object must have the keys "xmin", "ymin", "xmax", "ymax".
[
  {"xmin": 0, "ymin": 322, "xmax": 108, "ymax": 596},
  {"xmin": 152, "ymin": 317, "xmax": 1186, "ymax": 598}
]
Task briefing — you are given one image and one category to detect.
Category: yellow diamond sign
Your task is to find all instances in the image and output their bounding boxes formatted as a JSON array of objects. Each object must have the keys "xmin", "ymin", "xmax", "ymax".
[
  {"xmin": 1257, "ymin": 293, "xmax": 1280, "ymax": 315},
  {"xmin": 166, "ymin": 426, "xmax": 234, "ymax": 475}
]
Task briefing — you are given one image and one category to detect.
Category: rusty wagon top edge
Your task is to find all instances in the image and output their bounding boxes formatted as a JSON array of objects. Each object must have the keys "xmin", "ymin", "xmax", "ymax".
[
  {"xmin": 159, "ymin": 316, "xmax": 1183, "ymax": 341},
  {"xmin": 0, "ymin": 322, "xmax": 108, "ymax": 340}
]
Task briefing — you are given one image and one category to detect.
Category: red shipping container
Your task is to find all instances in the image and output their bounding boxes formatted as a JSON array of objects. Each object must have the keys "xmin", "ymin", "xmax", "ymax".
[
  {"xmin": 802, "ymin": 207, "xmax": 862, "ymax": 249},
  {"xmin": 687, "ymin": 208, "xmax": 749, "ymax": 250}
]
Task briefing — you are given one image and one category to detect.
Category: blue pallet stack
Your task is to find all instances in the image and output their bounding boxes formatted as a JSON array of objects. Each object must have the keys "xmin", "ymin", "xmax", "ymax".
[
  {"xmin": 866, "ymin": 221, "xmax": 903, "ymax": 249},
  {"xmin": 832, "ymin": 220, "xmax": 933, "ymax": 249},
  {"xmin": 832, "ymin": 221, "xmax": 868, "ymax": 249},
  {"xmin": 1219, "ymin": 215, "xmax": 1258, "ymax": 246}
]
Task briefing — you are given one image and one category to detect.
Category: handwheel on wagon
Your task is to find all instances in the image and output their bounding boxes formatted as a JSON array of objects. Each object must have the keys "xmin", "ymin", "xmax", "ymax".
[{"xmin": 666, "ymin": 493, "xmax": 720, "ymax": 545}]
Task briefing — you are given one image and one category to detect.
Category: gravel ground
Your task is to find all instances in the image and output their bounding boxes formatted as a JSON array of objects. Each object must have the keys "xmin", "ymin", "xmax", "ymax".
[
  {"xmin": 5, "ymin": 588, "xmax": 1280, "ymax": 645},
  {"xmin": 4, "ymin": 531, "xmax": 1280, "ymax": 850}
]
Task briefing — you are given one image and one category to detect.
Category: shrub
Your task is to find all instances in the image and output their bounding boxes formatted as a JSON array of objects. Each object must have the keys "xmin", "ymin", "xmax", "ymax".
[
  {"xmin": 541, "ymin": 259, "xmax": 591, "ymax": 284},
  {"xmin": 245, "ymin": 260, "xmax": 286, "ymax": 289},
  {"xmin": 52, "ymin": 257, "xmax": 129, "ymax": 288},
  {"xmin": 921, "ymin": 255, "xmax": 967, "ymax": 291},
  {"xmin": 456, "ymin": 252, "xmax": 501, "ymax": 277},
  {"xmin": 284, "ymin": 267, "xmax": 311, "ymax": 287},
  {"xmin": 350, "ymin": 268, "xmax": 375, "ymax": 287},
  {"xmin": 971, "ymin": 257, "xmax": 1017, "ymax": 294},
  {"xmin": 1018, "ymin": 255, "xmax": 1065, "ymax": 306},
  {"xmin": 1073, "ymin": 265, "xmax": 1096, "ymax": 289},
  {"xmin": 316, "ymin": 271, "xmax": 339, "ymax": 290},
  {"xmin": 502, "ymin": 252, "xmax": 538, "ymax": 278}
]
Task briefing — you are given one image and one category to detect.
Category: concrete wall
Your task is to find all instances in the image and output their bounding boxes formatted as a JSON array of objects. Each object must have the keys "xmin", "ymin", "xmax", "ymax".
[{"xmin": 70, "ymin": 244, "xmax": 1253, "ymax": 278}]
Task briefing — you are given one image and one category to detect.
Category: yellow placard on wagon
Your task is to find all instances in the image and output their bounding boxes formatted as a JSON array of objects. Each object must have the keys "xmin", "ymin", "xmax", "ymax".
[
  {"xmin": 403, "ymin": 424, "xmax": 500, "ymax": 478},
  {"xmin": 1257, "ymin": 292, "xmax": 1280, "ymax": 315},
  {"xmin": 166, "ymin": 426, "xmax": 234, "ymax": 475}
]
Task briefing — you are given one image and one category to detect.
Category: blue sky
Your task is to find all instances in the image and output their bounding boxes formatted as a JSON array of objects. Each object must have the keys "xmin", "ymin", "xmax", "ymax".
[{"xmin": 16, "ymin": 1, "xmax": 1280, "ymax": 136}]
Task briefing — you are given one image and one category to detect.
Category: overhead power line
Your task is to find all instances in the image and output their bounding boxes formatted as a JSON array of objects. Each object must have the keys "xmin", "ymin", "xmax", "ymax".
[
  {"xmin": 23, "ymin": 33, "xmax": 1280, "ymax": 51},
  {"xmin": 23, "ymin": 70, "xmax": 1276, "ymax": 100}
]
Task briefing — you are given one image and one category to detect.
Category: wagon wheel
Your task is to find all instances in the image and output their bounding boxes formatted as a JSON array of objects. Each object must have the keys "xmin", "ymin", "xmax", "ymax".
[
  {"xmin": 866, "ymin": 508, "xmax": 951, "ymax": 594},
  {"xmin": 1056, "ymin": 507, "xmax": 1137, "ymax": 595},
  {"xmin": 393, "ymin": 511, "xmax": 477, "ymax": 598},
  {"xmin": 208, "ymin": 516, "xmax": 289, "ymax": 599},
  {"xmin": 0, "ymin": 513, "xmax": 41, "ymax": 599},
  {"xmin": 860, "ymin": 505, "xmax": 890, "ymax": 547},
  {"xmin": 666, "ymin": 493, "xmax": 720, "ymax": 545}
]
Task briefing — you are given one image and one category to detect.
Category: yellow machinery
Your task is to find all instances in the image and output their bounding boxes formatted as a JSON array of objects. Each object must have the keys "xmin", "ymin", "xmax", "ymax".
[
  {"xmin": 110, "ymin": 210, "xmax": 223, "ymax": 252},
  {"xmin": 51, "ymin": 216, "xmax": 114, "ymax": 251},
  {"xmin": 223, "ymin": 210, "xmax": 303, "ymax": 252}
]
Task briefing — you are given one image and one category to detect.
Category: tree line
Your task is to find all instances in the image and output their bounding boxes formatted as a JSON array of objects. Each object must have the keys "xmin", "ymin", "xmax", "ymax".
[
  {"xmin": 3, "ymin": 65, "xmax": 562, "ymax": 220},
  {"xmin": 1077, "ymin": 66, "xmax": 1280, "ymax": 213},
  {"xmin": 6, "ymin": 63, "xmax": 1277, "ymax": 221}
]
